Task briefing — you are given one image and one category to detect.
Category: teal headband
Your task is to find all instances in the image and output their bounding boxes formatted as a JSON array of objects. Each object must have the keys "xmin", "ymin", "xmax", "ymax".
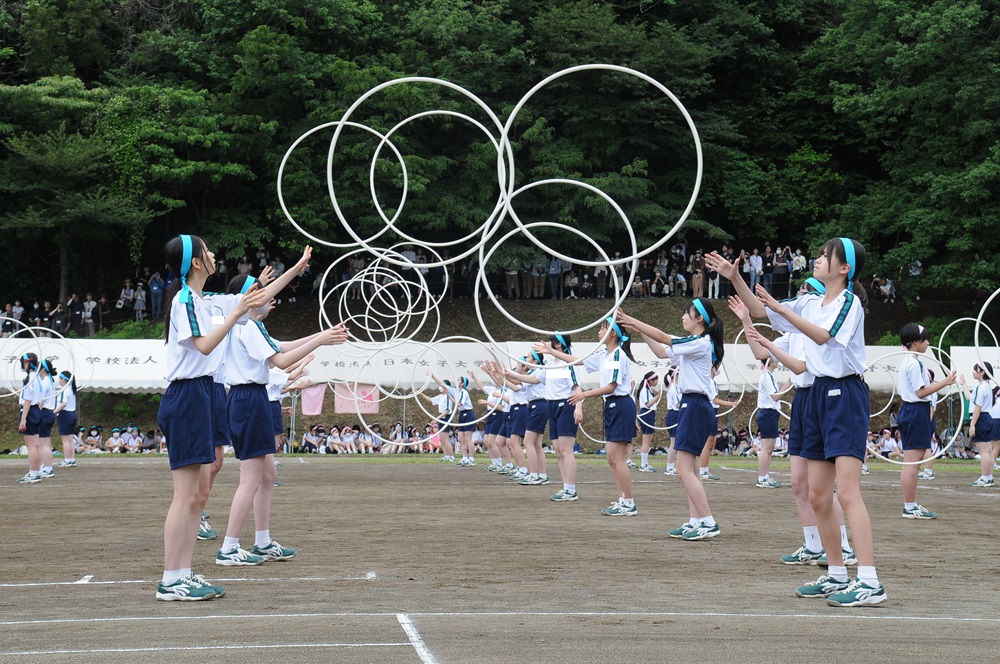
[
  {"xmin": 692, "ymin": 299, "xmax": 712, "ymax": 326},
  {"xmin": 555, "ymin": 333, "xmax": 570, "ymax": 352},
  {"xmin": 59, "ymin": 371, "xmax": 71, "ymax": 381},
  {"xmin": 839, "ymin": 238, "xmax": 856, "ymax": 291},
  {"xmin": 606, "ymin": 317, "xmax": 629, "ymax": 343},
  {"xmin": 179, "ymin": 234, "xmax": 194, "ymax": 304},
  {"xmin": 530, "ymin": 350, "xmax": 544, "ymax": 365},
  {"xmin": 804, "ymin": 277, "xmax": 826, "ymax": 294},
  {"xmin": 240, "ymin": 275, "xmax": 257, "ymax": 294}
]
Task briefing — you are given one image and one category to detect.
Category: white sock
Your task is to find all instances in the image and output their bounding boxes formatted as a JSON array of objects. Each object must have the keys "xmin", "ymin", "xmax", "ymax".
[
  {"xmin": 621, "ymin": 497, "xmax": 635, "ymax": 507},
  {"xmin": 904, "ymin": 502, "xmax": 917, "ymax": 511},
  {"xmin": 804, "ymin": 526, "xmax": 821, "ymax": 552},
  {"xmin": 667, "ymin": 463, "xmax": 675, "ymax": 471},
  {"xmin": 641, "ymin": 452, "xmax": 649, "ymax": 466},
  {"xmin": 857, "ymin": 565, "xmax": 879, "ymax": 585},
  {"xmin": 828, "ymin": 565, "xmax": 849, "ymax": 582},
  {"xmin": 162, "ymin": 569, "xmax": 183, "ymax": 585},
  {"xmin": 840, "ymin": 525, "xmax": 850, "ymax": 550},
  {"xmin": 505, "ymin": 463, "xmax": 514, "ymax": 469},
  {"xmin": 566, "ymin": 484, "xmax": 576, "ymax": 494},
  {"xmin": 179, "ymin": 567, "xmax": 192, "ymax": 578},
  {"xmin": 492, "ymin": 458, "xmax": 501, "ymax": 466},
  {"xmin": 518, "ymin": 466, "xmax": 527, "ymax": 473},
  {"xmin": 255, "ymin": 530, "xmax": 270, "ymax": 548},
  {"xmin": 539, "ymin": 473, "xmax": 548, "ymax": 480},
  {"xmin": 222, "ymin": 536, "xmax": 239, "ymax": 553},
  {"xmin": 758, "ymin": 474, "xmax": 767, "ymax": 482},
  {"xmin": 701, "ymin": 515, "xmax": 717, "ymax": 527},
  {"xmin": 528, "ymin": 473, "xmax": 538, "ymax": 480},
  {"xmin": 700, "ymin": 467, "xmax": 708, "ymax": 476},
  {"xmin": 29, "ymin": 470, "xmax": 40, "ymax": 478},
  {"xmin": 42, "ymin": 465, "xmax": 52, "ymax": 472}
]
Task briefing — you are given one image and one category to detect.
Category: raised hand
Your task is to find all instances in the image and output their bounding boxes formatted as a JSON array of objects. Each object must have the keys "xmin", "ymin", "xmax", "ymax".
[
  {"xmin": 728, "ymin": 295, "xmax": 751, "ymax": 322},
  {"xmin": 705, "ymin": 251, "xmax": 739, "ymax": 281}
]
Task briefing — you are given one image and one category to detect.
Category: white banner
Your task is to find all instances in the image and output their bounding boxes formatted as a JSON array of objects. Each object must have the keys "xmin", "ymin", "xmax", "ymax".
[{"xmin": 0, "ymin": 337, "xmax": 991, "ymax": 394}]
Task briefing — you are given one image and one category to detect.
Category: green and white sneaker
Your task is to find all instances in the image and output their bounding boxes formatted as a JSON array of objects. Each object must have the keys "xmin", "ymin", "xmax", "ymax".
[
  {"xmin": 917, "ymin": 469, "xmax": 934, "ymax": 480},
  {"xmin": 497, "ymin": 466, "xmax": 512, "ymax": 475},
  {"xmin": 902, "ymin": 504, "xmax": 937, "ymax": 519},
  {"xmin": 861, "ymin": 465, "xmax": 870, "ymax": 475},
  {"xmin": 486, "ymin": 463, "xmax": 503, "ymax": 472},
  {"xmin": 518, "ymin": 475, "xmax": 542, "ymax": 485},
  {"xmin": 756, "ymin": 477, "xmax": 781, "ymax": 488},
  {"xmin": 825, "ymin": 578, "xmax": 888, "ymax": 607},
  {"xmin": 780, "ymin": 545, "xmax": 824, "ymax": 565},
  {"xmin": 551, "ymin": 489, "xmax": 579, "ymax": 502},
  {"xmin": 191, "ymin": 573, "xmax": 226, "ymax": 598},
  {"xmin": 197, "ymin": 517, "xmax": 218, "ymax": 541},
  {"xmin": 438, "ymin": 456, "xmax": 452, "ymax": 463},
  {"xmin": 601, "ymin": 502, "xmax": 637, "ymax": 516},
  {"xmin": 252, "ymin": 540, "xmax": 297, "ymax": 561},
  {"xmin": 795, "ymin": 574, "xmax": 851, "ymax": 598},
  {"xmin": 680, "ymin": 523, "xmax": 720, "ymax": 540},
  {"xmin": 39, "ymin": 469, "xmax": 54, "ymax": 478},
  {"xmin": 626, "ymin": 459, "xmax": 638, "ymax": 469},
  {"xmin": 663, "ymin": 468, "xmax": 677, "ymax": 476},
  {"xmin": 817, "ymin": 548, "xmax": 858, "ymax": 567},
  {"xmin": 970, "ymin": 477, "xmax": 995, "ymax": 487},
  {"xmin": 668, "ymin": 522, "xmax": 697, "ymax": 538},
  {"xmin": 538, "ymin": 476, "xmax": 551, "ymax": 485},
  {"xmin": 57, "ymin": 460, "xmax": 76, "ymax": 467},
  {"xmin": 639, "ymin": 464, "xmax": 655, "ymax": 473},
  {"xmin": 16, "ymin": 473, "xmax": 40, "ymax": 484},
  {"xmin": 700, "ymin": 472, "xmax": 719, "ymax": 481},
  {"xmin": 509, "ymin": 469, "xmax": 526, "ymax": 481},
  {"xmin": 155, "ymin": 575, "xmax": 217, "ymax": 601},
  {"xmin": 215, "ymin": 547, "xmax": 265, "ymax": 566}
]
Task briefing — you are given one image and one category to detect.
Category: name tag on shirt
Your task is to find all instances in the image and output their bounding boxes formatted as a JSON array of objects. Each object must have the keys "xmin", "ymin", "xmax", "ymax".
[
  {"xmin": 211, "ymin": 315, "xmax": 225, "ymax": 326},
  {"xmin": 604, "ymin": 361, "xmax": 620, "ymax": 369},
  {"xmin": 549, "ymin": 368, "xmax": 572, "ymax": 379},
  {"xmin": 828, "ymin": 389, "xmax": 841, "ymax": 397}
]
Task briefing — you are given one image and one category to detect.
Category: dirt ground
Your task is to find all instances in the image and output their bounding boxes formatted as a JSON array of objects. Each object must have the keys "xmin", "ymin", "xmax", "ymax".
[{"xmin": 2, "ymin": 454, "xmax": 999, "ymax": 663}]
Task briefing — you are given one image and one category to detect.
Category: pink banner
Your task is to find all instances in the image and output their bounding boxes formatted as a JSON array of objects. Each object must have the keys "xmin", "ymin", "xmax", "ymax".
[{"xmin": 334, "ymin": 383, "xmax": 379, "ymax": 414}]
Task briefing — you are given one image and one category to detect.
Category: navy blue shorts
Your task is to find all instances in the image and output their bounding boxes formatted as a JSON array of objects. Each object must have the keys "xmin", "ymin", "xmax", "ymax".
[
  {"xmin": 57, "ymin": 410, "xmax": 78, "ymax": 436},
  {"xmin": 674, "ymin": 393, "xmax": 716, "ymax": 455},
  {"xmin": 802, "ymin": 376, "xmax": 869, "ymax": 462},
  {"xmin": 548, "ymin": 399, "xmax": 579, "ymax": 439},
  {"xmin": 526, "ymin": 400, "xmax": 549, "ymax": 434},
  {"xmin": 37, "ymin": 408, "xmax": 56, "ymax": 438},
  {"xmin": 757, "ymin": 408, "xmax": 780, "ymax": 439},
  {"xmin": 158, "ymin": 376, "xmax": 217, "ymax": 470},
  {"xmin": 20, "ymin": 405, "xmax": 42, "ymax": 437},
  {"xmin": 786, "ymin": 387, "xmax": 811, "ymax": 457},
  {"xmin": 638, "ymin": 408, "xmax": 656, "ymax": 435},
  {"xmin": 212, "ymin": 382, "xmax": 231, "ymax": 448},
  {"xmin": 269, "ymin": 400, "xmax": 284, "ymax": 436},
  {"xmin": 604, "ymin": 395, "xmax": 637, "ymax": 443},
  {"xmin": 972, "ymin": 412, "xmax": 993, "ymax": 444},
  {"xmin": 228, "ymin": 384, "xmax": 276, "ymax": 460},
  {"xmin": 898, "ymin": 401, "xmax": 932, "ymax": 451},
  {"xmin": 484, "ymin": 411, "xmax": 502, "ymax": 436},
  {"xmin": 665, "ymin": 409, "xmax": 679, "ymax": 435},
  {"xmin": 497, "ymin": 412, "xmax": 510, "ymax": 439},
  {"xmin": 438, "ymin": 412, "xmax": 452, "ymax": 435},
  {"xmin": 508, "ymin": 404, "xmax": 527, "ymax": 438},
  {"xmin": 456, "ymin": 408, "xmax": 476, "ymax": 432}
]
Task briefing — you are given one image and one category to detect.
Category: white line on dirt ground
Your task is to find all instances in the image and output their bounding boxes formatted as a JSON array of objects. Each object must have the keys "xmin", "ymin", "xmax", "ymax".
[
  {"xmin": 0, "ymin": 572, "xmax": 377, "ymax": 588},
  {"xmin": 0, "ymin": 643, "xmax": 412, "ymax": 656},
  {"xmin": 397, "ymin": 613, "xmax": 439, "ymax": 664},
  {"xmin": 3, "ymin": 609, "xmax": 1000, "ymax": 628}
]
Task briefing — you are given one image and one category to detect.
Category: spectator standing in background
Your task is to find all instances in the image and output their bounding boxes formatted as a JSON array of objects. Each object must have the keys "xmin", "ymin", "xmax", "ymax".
[
  {"xmin": 773, "ymin": 247, "xmax": 789, "ymax": 297},
  {"xmin": 761, "ymin": 245, "xmax": 774, "ymax": 294},
  {"xmin": 594, "ymin": 259, "xmax": 608, "ymax": 299},
  {"xmin": 82, "ymin": 293, "xmax": 96, "ymax": 336},
  {"xmin": 547, "ymin": 255, "xmax": 562, "ymax": 299},
  {"xmin": 67, "ymin": 294, "xmax": 84, "ymax": 335},
  {"xmin": 790, "ymin": 249, "xmax": 807, "ymax": 295},
  {"xmin": 148, "ymin": 272, "xmax": 165, "ymax": 320},
  {"xmin": 748, "ymin": 248, "xmax": 763, "ymax": 292},
  {"xmin": 690, "ymin": 251, "xmax": 705, "ymax": 298},
  {"xmin": 532, "ymin": 254, "xmax": 547, "ymax": 299},
  {"xmin": 134, "ymin": 283, "xmax": 147, "ymax": 321}
]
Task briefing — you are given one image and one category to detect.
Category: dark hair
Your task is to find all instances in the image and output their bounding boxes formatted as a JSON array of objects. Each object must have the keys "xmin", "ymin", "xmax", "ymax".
[
  {"xmin": 162, "ymin": 235, "xmax": 209, "ymax": 344},
  {"xmin": 975, "ymin": 362, "xmax": 994, "ymax": 383},
  {"xmin": 603, "ymin": 320, "xmax": 635, "ymax": 362},
  {"xmin": 635, "ymin": 370, "xmax": 657, "ymax": 399},
  {"xmin": 900, "ymin": 323, "xmax": 929, "ymax": 348},
  {"xmin": 227, "ymin": 274, "xmax": 256, "ymax": 295},
  {"xmin": 688, "ymin": 299, "xmax": 725, "ymax": 368},
  {"xmin": 20, "ymin": 352, "xmax": 38, "ymax": 374},
  {"xmin": 818, "ymin": 238, "xmax": 868, "ymax": 307},
  {"xmin": 39, "ymin": 358, "xmax": 56, "ymax": 376},
  {"xmin": 59, "ymin": 370, "xmax": 77, "ymax": 396},
  {"xmin": 549, "ymin": 333, "xmax": 572, "ymax": 353}
]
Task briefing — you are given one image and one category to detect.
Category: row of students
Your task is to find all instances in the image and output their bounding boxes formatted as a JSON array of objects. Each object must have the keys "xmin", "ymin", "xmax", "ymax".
[
  {"xmin": 155, "ymin": 234, "xmax": 346, "ymax": 602},
  {"xmin": 706, "ymin": 237, "xmax": 886, "ymax": 607}
]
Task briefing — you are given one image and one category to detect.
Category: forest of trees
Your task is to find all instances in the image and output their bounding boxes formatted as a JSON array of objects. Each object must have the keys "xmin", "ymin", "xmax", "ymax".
[{"xmin": 1, "ymin": 0, "xmax": 998, "ymax": 302}]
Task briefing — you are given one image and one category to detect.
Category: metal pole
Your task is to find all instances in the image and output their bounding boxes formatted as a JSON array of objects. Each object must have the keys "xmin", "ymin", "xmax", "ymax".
[{"xmin": 290, "ymin": 392, "xmax": 298, "ymax": 451}]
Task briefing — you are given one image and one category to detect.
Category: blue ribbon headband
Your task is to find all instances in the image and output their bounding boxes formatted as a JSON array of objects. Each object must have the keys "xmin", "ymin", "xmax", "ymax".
[
  {"xmin": 555, "ymin": 333, "xmax": 570, "ymax": 352},
  {"xmin": 59, "ymin": 371, "xmax": 71, "ymax": 381},
  {"xmin": 692, "ymin": 298, "xmax": 712, "ymax": 326},
  {"xmin": 839, "ymin": 238, "xmax": 856, "ymax": 292},
  {"xmin": 606, "ymin": 317, "xmax": 630, "ymax": 343},
  {"xmin": 240, "ymin": 275, "xmax": 257, "ymax": 294},
  {"xmin": 530, "ymin": 350, "xmax": 544, "ymax": 365},
  {"xmin": 803, "ymin": 277, "xmax": 826, "ymax": 294},
  {"xmin": 179, "ymin": 234, "xmax": 194, "ymax": 304}
]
